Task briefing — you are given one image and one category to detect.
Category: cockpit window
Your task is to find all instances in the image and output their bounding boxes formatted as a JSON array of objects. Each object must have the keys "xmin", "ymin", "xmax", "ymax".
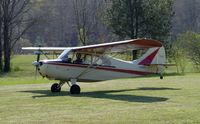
[
  {"xmin": 58, "ymin": 48, "xmax": 72, "ymax": 59},
  {"xmin": 91, "ymin": 55, "xmax": 111, "ymax": 66},
  {"xmin": 59, "ymin": 50, "xmax": 111, "ymax": 66}
]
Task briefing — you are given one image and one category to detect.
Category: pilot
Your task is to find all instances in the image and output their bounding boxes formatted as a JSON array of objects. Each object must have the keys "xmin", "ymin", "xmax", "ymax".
[{"xmin": 73, "ymin": 53, "xmax": 83, "ymax": 64}]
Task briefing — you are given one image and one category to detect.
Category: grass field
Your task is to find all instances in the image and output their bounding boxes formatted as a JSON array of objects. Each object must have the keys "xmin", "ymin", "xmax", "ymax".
[
  {"xmin": 0, "ymin": 55, "xmax": 200, "ymax": 123},
  {"xmin": 0, "ymin": 55, "xmax": 52, "ymax": 85}
]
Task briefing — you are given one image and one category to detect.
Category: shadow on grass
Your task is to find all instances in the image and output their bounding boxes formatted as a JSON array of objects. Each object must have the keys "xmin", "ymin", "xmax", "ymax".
[
  {"xmin": 18, "ymin": 87, "xmax": 181, "ymax": 103},
  {"xmin": 135, "ymin": 87, "xmax": 181, "ymax": 91},
  {"xmin": 134, "ymin": 73, "xmax": 184, "ymax": 79}
]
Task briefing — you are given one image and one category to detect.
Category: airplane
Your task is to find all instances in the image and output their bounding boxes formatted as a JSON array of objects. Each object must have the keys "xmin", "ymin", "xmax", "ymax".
[{"xmin": 22, "ymin": 38, "xmax": 168, "ymax": 94}]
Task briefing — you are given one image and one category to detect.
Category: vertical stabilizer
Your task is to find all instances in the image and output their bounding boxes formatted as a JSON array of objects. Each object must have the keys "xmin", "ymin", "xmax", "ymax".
[{"xmin": 136, "ymin": 47, "xmax": 165, "ymax": 65}]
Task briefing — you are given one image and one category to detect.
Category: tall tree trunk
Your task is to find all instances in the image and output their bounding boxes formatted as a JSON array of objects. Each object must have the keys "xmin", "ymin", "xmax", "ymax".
[
  {"xmin": 135, "ymin": 0, "xmax": 139, "ymax": 38},
  {"xmin": 0, "ymin": 11, "xmax": 3, "ymax": 72},
  {"xmin": 0, "ymin": 19, "xmax": 2, "ymax": 72},
  {"xmin": 3, "ymin": 20, "xmax": 11, "ymax": 72},
  {"xmin": 0, "ymin": 1, "xmax": 2, "ymax": 72}
]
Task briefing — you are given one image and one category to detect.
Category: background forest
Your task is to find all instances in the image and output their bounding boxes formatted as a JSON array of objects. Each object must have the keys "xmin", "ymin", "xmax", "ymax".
[{"xmin": 1, "ymin": 0, "xmax": 200, "ymax": 73}]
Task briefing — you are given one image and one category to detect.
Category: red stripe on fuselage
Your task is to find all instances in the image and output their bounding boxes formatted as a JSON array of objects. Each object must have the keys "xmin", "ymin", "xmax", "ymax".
[{"xmin": 45, "ymin": 62, "xmax": 154, "ymax": 76}]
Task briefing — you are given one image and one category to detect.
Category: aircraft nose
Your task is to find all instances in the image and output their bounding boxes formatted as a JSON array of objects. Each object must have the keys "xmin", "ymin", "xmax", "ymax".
[
  {"xmin": 32, "ymin": 61, "xmax": 43, "ymax": 67},
  {"xmin": 39, "ymin": 61, "xmax": 43, "ymax": 66}
]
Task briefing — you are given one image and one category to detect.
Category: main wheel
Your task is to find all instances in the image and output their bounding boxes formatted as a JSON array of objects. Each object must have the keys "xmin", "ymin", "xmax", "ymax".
[
  {"xmin": 51, "ymin": 83, "xmax": 61, "ymax": 93},
  {"xmin": 70, "ymin": 84, "xmax": 81, "ymax": 94}
]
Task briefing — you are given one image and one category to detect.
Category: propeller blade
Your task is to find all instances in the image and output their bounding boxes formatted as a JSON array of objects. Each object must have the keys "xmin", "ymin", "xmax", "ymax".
[
  {"xmin": 34, "ymin": 66, "xmax": 38, "ymax": 80},
  {"xmin": 36, "ymin": 53, "xmax": 40, "ymax": 62},
  {"xmin": 34, "ymin": 45, "xmax": 41, "ymax": 80}
]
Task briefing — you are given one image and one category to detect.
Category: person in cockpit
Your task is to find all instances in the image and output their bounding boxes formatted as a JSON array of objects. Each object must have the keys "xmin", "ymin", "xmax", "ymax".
[{"xmin": 73, "ymin": 53, "xmax": 83, "ymax": 64}]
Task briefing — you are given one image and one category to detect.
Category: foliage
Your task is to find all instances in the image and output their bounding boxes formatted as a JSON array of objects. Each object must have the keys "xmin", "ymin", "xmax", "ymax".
[
  {"xmin": 106, "ymin": 0, "xmax": 174, "ymax": 42},
  {"xmin": 106, "ymin": 0, "xmax": 144, "ymax": 39},
  {"xmin": 143, "ymin": 0, "xmax": 174, "ymax": 42},
  {"xmin": 172, "ymin": 31, "xmax": 200, "ymax": 72},
  {"xmin": 169, "ymin": 42, "xmax": 187, "ymax": 74}
]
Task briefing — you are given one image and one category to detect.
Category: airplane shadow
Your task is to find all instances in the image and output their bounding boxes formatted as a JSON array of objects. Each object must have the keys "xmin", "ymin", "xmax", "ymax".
[
  {"xmin": 18, "ymin": 87, "xmax": 180, "ymax": 103},
  {"xmin": 135, "ymin": 87, "xmax": 181, "ymax": 91}
]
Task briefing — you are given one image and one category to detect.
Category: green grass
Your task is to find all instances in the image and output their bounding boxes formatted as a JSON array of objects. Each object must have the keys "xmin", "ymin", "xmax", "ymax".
[
  {"xmin": 0, "ymin": 55, "xmax": 52, "ymax": 85},
  {"xmin": 0, "ymin": 74, "xmax": 200, "ymax": 123},
  {"xmin": 0, "ymin": 55, "xmax": 200, "ymax": 123}
]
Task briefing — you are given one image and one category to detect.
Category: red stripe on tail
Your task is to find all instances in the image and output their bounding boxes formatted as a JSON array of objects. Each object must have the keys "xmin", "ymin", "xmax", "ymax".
[{"xmin": 139, "ymin": 48, "xmax": 160, "ymax": 65}]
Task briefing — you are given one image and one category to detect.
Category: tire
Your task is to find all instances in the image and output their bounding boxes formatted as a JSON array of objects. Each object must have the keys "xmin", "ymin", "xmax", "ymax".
[
  {"xmin": 51, "ymin": 83, "xmax": 61, "ymax": 93},
  {"xmin": 70, "ymin": 84, "xmax": 81, "ymax": 94}
]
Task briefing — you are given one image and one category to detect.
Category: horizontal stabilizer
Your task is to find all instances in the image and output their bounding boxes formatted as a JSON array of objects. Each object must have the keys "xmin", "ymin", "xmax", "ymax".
[{"xmin": 148, "ymin": 64, "xmax": 176, "ymax": 67}]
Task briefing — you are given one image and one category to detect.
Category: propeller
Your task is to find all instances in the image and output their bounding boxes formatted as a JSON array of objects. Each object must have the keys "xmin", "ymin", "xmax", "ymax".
[
  {"xmin": 32, "ymin": 46, "xmax": 49, "ymax": 80},
  {"xmin": 33, "ymin": 45, "xmax": 41, "ymax": 79}
]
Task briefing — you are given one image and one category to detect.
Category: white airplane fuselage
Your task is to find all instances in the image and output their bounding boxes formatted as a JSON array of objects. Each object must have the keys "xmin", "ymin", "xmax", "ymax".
[
  {"xmin": 37, "ymin": 46, "xmax": 165, "ymax": 82},
  {"xmin": 37, "ymin": 58, "xmax": 156, "ymax": 82}
]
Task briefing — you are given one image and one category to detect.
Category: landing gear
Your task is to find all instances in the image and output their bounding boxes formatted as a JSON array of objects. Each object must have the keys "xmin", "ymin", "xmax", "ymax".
[
  {"xmin": 51, "ymin": 81, "xmax": 65, "ymax": 93},
  {"xmin": 50, "ymin": 79, "xmax": 81, "ymax": 94},
  {"xmin": 158, "ymin": 65, "xmax": 164, "ymax": 80},
  {"xmin": 70, "ymin": 84, "xmax": 81, "ymax": 94},
  {"xmin": 51, "ymin": 83, "xmax": 61, "ymax": 92},
  {"xmin": 69, "ymin": 79, "xmax": 81, "ymax": 94}
]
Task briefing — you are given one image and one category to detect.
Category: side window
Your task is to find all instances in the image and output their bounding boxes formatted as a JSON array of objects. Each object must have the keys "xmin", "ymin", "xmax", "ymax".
[
  {"xmin": 65, "ymin": 52, "xmax": 111, "ymax": 66},
  {"xmin": 92, "ymin": 56, "xmax": 111, "ymax": 66},
  {"xmin": 92, "ymin": 56, "xmax": 101, "ymax": 65},
  {"xmin": 72, "ymin": 53, "xmax": 92, "ymax": 65},
  {"xmin": 101, "ymin": 56, "xmax": 111, "ymax": 66},
  {"xmin": 83, "ymin": 54, "xmax": 92, "ymax": 64}
]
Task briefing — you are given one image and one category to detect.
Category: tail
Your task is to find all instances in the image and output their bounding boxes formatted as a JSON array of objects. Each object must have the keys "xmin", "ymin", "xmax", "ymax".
[
  {"xmin": 136, "ymin": 47, "xmax": 166, "ymax": 66},
  {"xmin": 135, "ymin": 46, "xmax": 167, "ymax": 79}
]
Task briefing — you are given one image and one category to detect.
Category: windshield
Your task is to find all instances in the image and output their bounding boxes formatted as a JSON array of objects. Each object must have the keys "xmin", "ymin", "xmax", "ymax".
[{"xmin": 58, "ymin": 48, "xmax": 72, "ymax": 59}]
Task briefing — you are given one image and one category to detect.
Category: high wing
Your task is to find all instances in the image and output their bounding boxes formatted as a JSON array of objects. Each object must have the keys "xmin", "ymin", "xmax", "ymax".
[
  {"xmin": 22, "ymin": 38, "xmax": 162, "ymax": 54},
  {"xmin": 72, "ymin": 38, "xmax": 162, "ymax": 54},
  {"xmin": 22, "ymin": 47, "xmax": 69, "ymax": 53}
]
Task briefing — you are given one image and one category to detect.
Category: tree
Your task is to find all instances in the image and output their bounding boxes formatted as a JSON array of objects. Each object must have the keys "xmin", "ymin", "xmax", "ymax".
[
  {"xmin": 72, "ymin": 0, "xmax": 86, "ymax": 45},
  {"xmin": 106, "ymin": 0, "xmax": 174, "ymax": 42},
  {"xmin": 24, "ymin": 0, "xmax": 113, "ymax": 48},
  {"xmin": 72, "ymin": 0, "xmax": 107, "ymax": 45},
  {"xmin": 1, "ymin": 0, "xmax": 33, "ymax": 72},
  {"xmin": 170, "ymin": 41, "xmax": 187, "ymax": 74},
  {"xmin": 143, "ymin": 0, "xmax": 174, "ymax": 42},
  {"xmin": 0, "ymin": 0, "xmax": 3, "ymax": 72},
  {"xmin": 175, "ymin": 31, "xmax": 200, "ymax": 72},
  {"xmin": 106, "ymin": 0, "xmax": 144, "ymax": 39}
]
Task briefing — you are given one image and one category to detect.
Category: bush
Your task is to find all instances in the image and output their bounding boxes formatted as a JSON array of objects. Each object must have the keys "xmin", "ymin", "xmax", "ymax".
[
  {"xmin": 175, "ymin": 31, "xmax": 200, "ymax": 72},
  {"xmin": 169, "ymin": 42, "xmax": 187, "ymax": 74}
]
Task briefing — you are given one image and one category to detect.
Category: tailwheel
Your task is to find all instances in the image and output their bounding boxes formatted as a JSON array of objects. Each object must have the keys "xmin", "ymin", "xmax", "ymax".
[
  {"xmin": 51, "ymin": 83, "xmax": 61, "ymax": 93},
  {"xmin": 70, "ymin": 84, "xmax": 81, "ymax": 94}
]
